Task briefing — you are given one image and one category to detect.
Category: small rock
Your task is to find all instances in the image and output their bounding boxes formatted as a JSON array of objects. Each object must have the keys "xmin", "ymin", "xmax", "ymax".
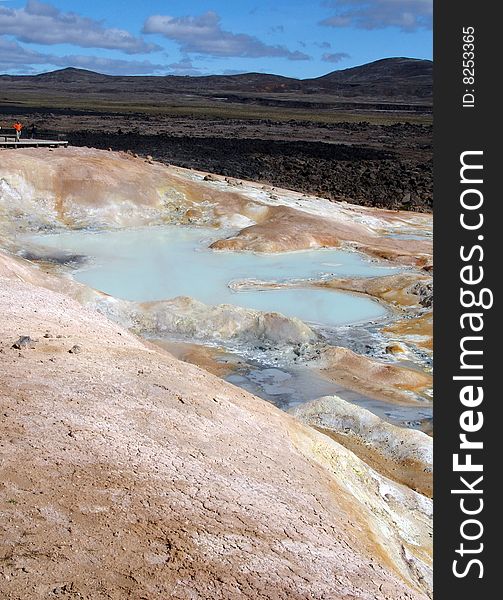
[
  {"xmin": 409, "ymin": 280, "xmax": 433, "ymax": 308},
  {"xmin": 12, "ymin": 336, "xmax": 35, "ymax": 350},
  {"xmin": 386, "ymin": 343, "xmax": 405, "ymax": 355},
  {"xmin": 68, "ymin": 345, "xmax": 82, "ymax": 355}
]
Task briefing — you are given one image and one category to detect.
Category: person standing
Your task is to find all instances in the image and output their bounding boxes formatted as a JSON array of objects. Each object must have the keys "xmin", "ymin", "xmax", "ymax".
[{"xmin": 13, "ymin": 121, "xmax": 23, "ymax": 142}]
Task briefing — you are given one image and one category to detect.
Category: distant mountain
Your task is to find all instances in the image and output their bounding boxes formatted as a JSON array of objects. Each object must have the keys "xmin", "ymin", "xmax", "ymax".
[
  {"xmin": 31, "ymin": 67, "xmax": 111, "ymax": 84},
  {"xmin": 305, "ymin": 58, "xmax": 432, "ymax": 98},
  {"xmin": 0, "ymin": 58, "xmax": 432, "ymax": 102},
  {"xmin": 314, "ymin": 58, "xmax": 432, "ymax": 84}
]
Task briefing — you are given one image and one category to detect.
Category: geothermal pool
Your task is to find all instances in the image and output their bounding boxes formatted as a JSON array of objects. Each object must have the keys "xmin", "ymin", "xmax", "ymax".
[
  {"xmin": 27, "ymin": 224, "xmax": 431, "ymax": 428},
  {"xmin": 29, "ymin": 225, "xmax": 398, "ymax": 328}
]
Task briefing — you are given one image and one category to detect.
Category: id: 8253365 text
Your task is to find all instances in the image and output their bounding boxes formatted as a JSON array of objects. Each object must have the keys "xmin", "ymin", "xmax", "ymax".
[{"xmin": 462, "ymin": 26, "xmax": 476, "ymax": 108}]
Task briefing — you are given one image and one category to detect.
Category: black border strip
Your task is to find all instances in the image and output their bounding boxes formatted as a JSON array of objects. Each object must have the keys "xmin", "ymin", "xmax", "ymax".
[{"xmin": 434, "ymin": 2, "xmax": 497, "ymax": 596}]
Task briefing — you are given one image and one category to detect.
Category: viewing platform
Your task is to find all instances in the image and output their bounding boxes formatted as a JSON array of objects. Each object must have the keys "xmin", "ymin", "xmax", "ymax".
[{"xmin": 0, "ymin": 136, "xmax": 68, "ymax": 148}]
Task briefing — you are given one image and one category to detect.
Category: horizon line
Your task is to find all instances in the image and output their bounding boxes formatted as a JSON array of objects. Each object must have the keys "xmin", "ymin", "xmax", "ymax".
[{"xmin": 0, "ymin": 56, "xmax": 433, "ymax": 80}]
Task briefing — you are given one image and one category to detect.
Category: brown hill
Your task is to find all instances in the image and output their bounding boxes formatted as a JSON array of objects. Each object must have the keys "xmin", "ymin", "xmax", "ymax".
[{"xmin": 0, "ymin": 57, "xmax": 432, "ymax": 100}]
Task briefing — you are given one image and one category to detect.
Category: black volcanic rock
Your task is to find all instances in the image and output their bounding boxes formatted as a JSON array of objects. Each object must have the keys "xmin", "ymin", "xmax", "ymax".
[{"xmin": 0, "ymin": 57, "xmax": 432, "ymax": 211}]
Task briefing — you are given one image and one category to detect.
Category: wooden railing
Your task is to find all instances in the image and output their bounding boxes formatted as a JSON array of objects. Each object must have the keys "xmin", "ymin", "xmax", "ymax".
[
  {"xmin": 0, "ymin": 129, "xmax": 67, "ymax": 141},
  {"xmin": 0, "ymin": 132, "xmax": 17, "ymax": 142}
]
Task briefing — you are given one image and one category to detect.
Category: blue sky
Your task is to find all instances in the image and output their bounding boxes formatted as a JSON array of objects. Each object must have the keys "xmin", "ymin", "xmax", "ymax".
[{"xmin": 0, "ymin": 0, "xmax": 432, "ymax": 77}]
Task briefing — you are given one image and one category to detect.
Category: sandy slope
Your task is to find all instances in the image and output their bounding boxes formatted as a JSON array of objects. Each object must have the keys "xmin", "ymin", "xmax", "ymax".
[
  {"xmin": 0, "ymin": 147, "xmax": 433, "ymax": 598},
  {"xmin": 0, "ymin": 256, "xmax": 431, "ymax": 599}
]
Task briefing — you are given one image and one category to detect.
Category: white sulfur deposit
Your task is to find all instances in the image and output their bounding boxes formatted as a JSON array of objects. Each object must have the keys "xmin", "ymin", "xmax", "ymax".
[{"xmin": 291, "ymin": 394, "xmax": 432, "ymax": 497}]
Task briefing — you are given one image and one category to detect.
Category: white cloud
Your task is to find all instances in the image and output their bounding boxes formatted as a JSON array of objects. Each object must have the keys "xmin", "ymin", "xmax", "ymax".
[
  {"xmin": 0, "ymin": 0, "xmax": 160, "ymax": 54},
  {"xmin": 57, "ymin": 55, "xmax": 167, "ymax": 75},
  {"xmin": 166, "ymin": 56, "xmax": 202, "ymax": 76},
  {"xmin": 0, "ymin": 36, "xmax": 46, "ymax": 68},
  {"xmin": 0, "ymin": 36, "xmax": 167, "ymax": 74},
  {"xmin": 321, "ymin": 0, "xmax": 432, "ymax": 32},
  {"xmin": 143, "ymin": 11, "xmax": 310, "ymax": 60},
  {"xmin": 322, "ymin": 52, "xmax": 350, "ymax": 63}
]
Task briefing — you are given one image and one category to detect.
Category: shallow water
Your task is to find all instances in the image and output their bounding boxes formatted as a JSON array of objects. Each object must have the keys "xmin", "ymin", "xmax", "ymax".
[
  {"xmin": 154, "ymin": 338, "xmax": 432, "ymax": 429},
  {"xmin": 29, "ymin": 225, "xmax": 398, "ymax": 328},
  {"xmin": 385, "ymin": 231, "xmax": 432, "ymax": 241},
  {"xmin": 226, "ymin": 364, "xmax": 432, "ymax": 429},
  {"xmin": 27, "ymin": 224, "xmax": 431, "ymax": 426}
]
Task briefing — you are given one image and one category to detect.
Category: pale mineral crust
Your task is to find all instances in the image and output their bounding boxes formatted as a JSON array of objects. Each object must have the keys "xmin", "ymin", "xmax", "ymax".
[
  {"xmin": 0, "ymin": 147, "xmax": 433, "ymax": 599},
  {"xmin": 0, "ymin": 260, "xmax": 431, "ymax": 599},
  {"xmin": 291, "ymin": 395, "xmax": 432, "ymax": 497}
]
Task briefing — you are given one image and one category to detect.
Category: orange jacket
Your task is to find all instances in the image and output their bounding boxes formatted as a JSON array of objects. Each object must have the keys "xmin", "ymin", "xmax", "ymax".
[{"xmin": 13, "ymin": 123, "xmax": 23, "ymax": 132}]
